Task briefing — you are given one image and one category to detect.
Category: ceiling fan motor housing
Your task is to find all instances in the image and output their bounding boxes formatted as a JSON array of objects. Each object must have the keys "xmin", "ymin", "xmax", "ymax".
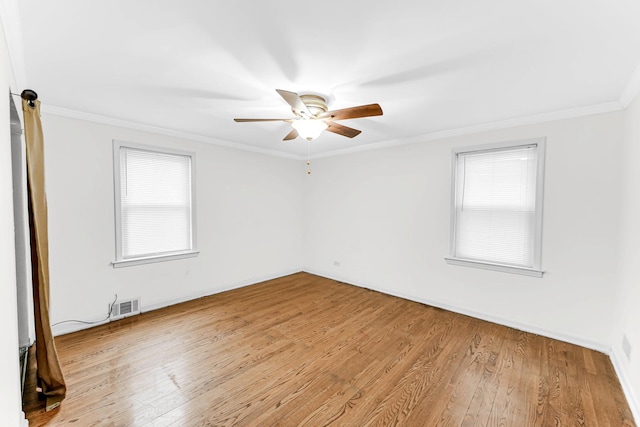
[{"xmin": 298, "ymin": 94, "xmax": 328, "ymax": 117}]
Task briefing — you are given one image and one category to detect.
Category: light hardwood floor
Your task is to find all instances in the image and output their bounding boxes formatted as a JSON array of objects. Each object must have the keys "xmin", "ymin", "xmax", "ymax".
[{"xmin": 24, "ymin": 272, "xmax": 635, "ymax": 426}]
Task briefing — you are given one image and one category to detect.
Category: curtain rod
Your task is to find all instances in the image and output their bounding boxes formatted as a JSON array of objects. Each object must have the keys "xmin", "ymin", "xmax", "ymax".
[{"xmin": 10, "ymin": 89, "xmax": 38, "ymax": 107}]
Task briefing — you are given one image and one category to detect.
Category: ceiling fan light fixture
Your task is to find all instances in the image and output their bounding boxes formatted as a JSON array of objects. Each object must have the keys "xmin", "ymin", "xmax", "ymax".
[
  {"xmin": 234, "ymin": 89, "xmax": 382, "ymax": 141},
  {"xmin": 292, "ymin": 119, "xmax": 328, "ymax": 141}
]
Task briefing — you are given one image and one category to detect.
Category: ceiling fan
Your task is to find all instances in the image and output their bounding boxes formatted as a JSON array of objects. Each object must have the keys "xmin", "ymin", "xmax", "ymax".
[{"xmin": 234, "ymin": 89, "xmax": 383, "ymax": 142}]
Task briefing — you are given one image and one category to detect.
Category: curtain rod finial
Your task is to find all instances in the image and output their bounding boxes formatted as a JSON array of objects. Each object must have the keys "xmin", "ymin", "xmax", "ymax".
[
  {"xmin": 21, "ymin": 89, "xmax": 38, "ymax": 108},
  {"xmin": 21, "ymin": 89, "xmax": 37, "ymax": 101}
]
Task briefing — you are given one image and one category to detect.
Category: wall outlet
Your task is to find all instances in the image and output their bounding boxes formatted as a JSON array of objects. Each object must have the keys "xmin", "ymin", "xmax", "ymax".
[
  {"xmin": 622, "ymin": 334, "xmax": 632, "ymax": 361},
  {"xmin": 333, "ymin": 261, "xmax": 341, "ymax": 267}
]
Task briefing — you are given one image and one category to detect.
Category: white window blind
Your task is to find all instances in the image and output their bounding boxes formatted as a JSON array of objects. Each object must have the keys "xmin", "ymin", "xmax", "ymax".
[
  {"xmin": 451, "ymin": 141, "xmax": 543, "ymax": 273},
  {"xmin": 113, "ymin": 142, "xmax": 197, "ymax": 266}
]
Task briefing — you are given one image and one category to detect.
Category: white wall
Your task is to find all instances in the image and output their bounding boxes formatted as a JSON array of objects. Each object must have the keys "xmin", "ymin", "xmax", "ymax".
[
  {"xmin": 611, "ymin": 92, "xmax": 640, "ymax": 421},
  {"xmin": 0, "ymin": 18, "xmax": 26, "ymax": 427},
  {"xmin": 304, "ymin": 112, "xmax": 624, "ymax": 351},
  {"xmin": 42, "ymin": 114, "xmax": 305, "ymax": 334}
]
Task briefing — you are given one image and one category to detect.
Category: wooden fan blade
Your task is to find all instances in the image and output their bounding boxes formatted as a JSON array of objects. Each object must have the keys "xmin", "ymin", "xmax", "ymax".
[
  {"xmin": 276, "ymin": 89, "xmax": 312, "ymax": 118},
  {"xmin": 318, "ymin": 104, "xmax": 383, "ymax": 121},
  {"xmin": 283, "ymin": 129, "xmax": 299, "ymax": 141},
  {"xmin": 326, "ymin": 122, "xmax": 362, "ymax": 138},
  {"xmin": 234, "ymin": 118, "xmax": 293, "ymax": 122}
]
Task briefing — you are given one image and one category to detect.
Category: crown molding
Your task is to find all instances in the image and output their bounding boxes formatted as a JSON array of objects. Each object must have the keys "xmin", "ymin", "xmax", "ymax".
[
  {"xmin": 41, "ymin": 99, "xmax": 624, "ymax": 162},
  {"xmin": 620, "ymin": 63, "xmax": 640, "ymax": 109},
  {"xmin": 41, "ymin": 105, "xmax": 301, "ymax": 160},
  {"xmin": 309, "ymin": 101, "xmax": 625, "ymax": 159}
]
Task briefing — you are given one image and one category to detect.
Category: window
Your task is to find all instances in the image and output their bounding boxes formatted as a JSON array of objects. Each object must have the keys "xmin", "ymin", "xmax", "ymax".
[
  {"xmin": 112, "ymin": 141, "xmax": 198, "ymax": 267},
  {"xmin": 446, "ymin": 138, "xmax": 545, "ymax": 277}
]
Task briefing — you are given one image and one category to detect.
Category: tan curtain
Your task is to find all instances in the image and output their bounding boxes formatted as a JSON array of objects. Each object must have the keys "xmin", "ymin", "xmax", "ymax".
[{"xmin": 23, "ymin": 98, "xmax": 66, "ymax": 411}]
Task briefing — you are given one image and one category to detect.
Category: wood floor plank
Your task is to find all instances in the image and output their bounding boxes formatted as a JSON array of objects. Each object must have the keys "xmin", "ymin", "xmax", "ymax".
[{"xmin": 23, "ymin": 272, "xmax": 636, "ymax": 426}]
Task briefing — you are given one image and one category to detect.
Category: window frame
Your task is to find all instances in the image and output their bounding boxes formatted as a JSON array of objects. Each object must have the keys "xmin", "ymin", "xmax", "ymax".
[
  {"xmin": 445, "ymin": 137, "xmax": 545, "ymax": 277},
  {"xmin": 112, "ymin": 140, "xmax": 198, "ymax": 268}
]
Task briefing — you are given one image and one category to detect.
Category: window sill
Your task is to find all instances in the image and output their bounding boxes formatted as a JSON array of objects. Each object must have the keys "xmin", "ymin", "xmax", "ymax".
[
  {"xmin": 112, "ymin": 250, "xmax": 199, "ymax": 268},
  {"xmin": 444, "ymin": 257, "xmax": 543, "ymax": 278}
]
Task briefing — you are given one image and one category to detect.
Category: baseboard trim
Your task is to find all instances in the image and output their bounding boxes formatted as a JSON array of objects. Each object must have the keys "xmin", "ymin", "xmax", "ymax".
[
  {"xmin": 611, "ymin": 348, "xmax": 640, "ymax": 424},
  {"xmin": 52, "ymin": 318, "xmax": 110, "ymax": 336},
  {"xmin": 303, "ymin": 268, "xmax": 610, "ymax": 354},
  {"xmin": 141, "ymin": 268, "xmax": 302, "ymax": 313},
  {"xmin": 52, "ymin": 268, "xmax": 302, "ymax": 336}
]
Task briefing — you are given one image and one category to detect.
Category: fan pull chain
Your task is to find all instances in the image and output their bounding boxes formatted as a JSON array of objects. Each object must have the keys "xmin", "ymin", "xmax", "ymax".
[{"xmin": 306, "ymin": 141, "xmax": 311, "ymax": 175}]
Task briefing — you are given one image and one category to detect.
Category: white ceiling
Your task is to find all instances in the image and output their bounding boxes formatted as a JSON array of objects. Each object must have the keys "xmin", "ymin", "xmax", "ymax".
[{"xmin": 12, "ymin": 0, "xmax": 640, "ymax": 157}]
